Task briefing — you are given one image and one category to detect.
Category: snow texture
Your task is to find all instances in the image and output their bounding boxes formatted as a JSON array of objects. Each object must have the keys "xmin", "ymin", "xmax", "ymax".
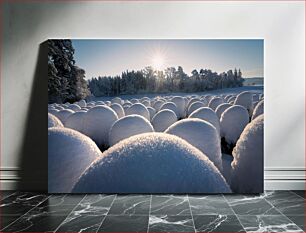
[
  {"xmin": 53, "ymin": 109, "xmax": 75, "ymax": 124},
  {"xmin": 48, "ymin": 127, "xmax": 101, "ymax": 193},
  {"xmin": 165, "ymin": 118, "xmax": 223, "ymax": 171},
  {"xmin": 171, "ymin": 96, "xmax": 187, "ymax": 118},
  {"xmin": 72, "ymin": 132, "xmax": 231, "ymax": 193},
  {"xmin": 215, "ymin": 103, "xmax": 232, "ymax": 119},
  {"xmin": 125, "ymin": 103, "xmax": 150, "ymax": 121},
  {"xmin": 251, "ymin": 99, "xmax": 264, "ymax": 121},
  {"xmin": 230, "ymin": 114, "xmax": 264, "ymax": 193},
  {"xmin": 65, "ymin": 111, "xmax": 87, "ymax": 133},
  {"xmin": 208, "ymin": 97, "xmax": 224, "ymax": 111},
  {"xmin": 147, "ymin": 107, "xmax": 156, "ymax": 121},
  {"xmin": 110, "ymin": 103, "xmax": 125, "ymax": 119},
  {"xmin": 48, "ymin": 113, "xmax": 63, "ymax": 128},
  {"xmin": 220, "ymin": 105, "xmax": 249, "ymax": 145},
  {"xmin": 234, "ymin": 91, "xmax": 253, "ymax": 116},
  {"xmin": 189, "ymin": 107, "xmax": 220, "ymax": 135},
  {"xmin": 109, "ymin": 114, "xmax": 154, "ymax": 146},
  {"xmin": 151, "ymin": 109, "xmax": 177, "ymax": 132},
  {"xmin": 82, "ymin": 106, "xmax": 118, "ymax": 147},
  {"xmin": 160, "ymin": 102, "xmax": 179, "ymax": 118},
  {"xmin": 187, "ymin": 101, "xmax": 205, "ymax": 116}
]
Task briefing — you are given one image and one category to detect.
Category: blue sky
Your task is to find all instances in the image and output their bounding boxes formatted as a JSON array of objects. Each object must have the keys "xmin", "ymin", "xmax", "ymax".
[{"xmin": 72, "ymin": 39, "xmax": 263, "ymax": 79}]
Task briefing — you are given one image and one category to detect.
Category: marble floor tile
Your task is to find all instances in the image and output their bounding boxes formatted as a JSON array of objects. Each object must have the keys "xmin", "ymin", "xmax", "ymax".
[
  {"xmin": 72, "ymin": 194, "xmax": 116, "ymax": 215},
  {"xmin": 285, "ymin": 215, "xmax": 305, "ymax": 230},
  {"xmin": 193, "ymin": 215, "xmax": 245, "ymax": 232},
  {"xmin": 148, "ymin": 215, "xmax": 195, "ymax": 232},
  {"xmin": 0, "ymin": 191, "xmax": 16, "ymax": 201},
  {"xmin": 0, "ymin": 215, "xmax": 23, "ymax": 231},
  {"xmin": 56, "ymin": 213, "xmax": 105, "ymax": 232},
  {"xmin": 292, "ymin": 191, "xmax": 305, "ymax": 199},
  {"xmin": 98, "ymin": 215, "xmax": 149, "ymax": 232},
  {"xmin": 264, "ymin": 191, "xmax": 304, "ymax": 215},
  {"xmin": 108, "ymin": 195, "xmax": 150, "ymax": 215},
  {"xmin": 238, "ymin": 215, "xmax": 303, "ymax": 233},
  {"xmin": 188, "ymin": 195, "xmax": 234, "ymax": 215},
  {"xmin": 2, "ymin": 214, "xmax": 67, "ymax": 232},
  {"xmin": 151, "ymin": 195, "xmax": 191, "ymax": 216},
  {"xmin": 0, "ymin": 192, "xmax": 49, "ymax": 216},
  {"xmin": 224, "ymin": 194, "xmax": 281, "ymax": 215}
]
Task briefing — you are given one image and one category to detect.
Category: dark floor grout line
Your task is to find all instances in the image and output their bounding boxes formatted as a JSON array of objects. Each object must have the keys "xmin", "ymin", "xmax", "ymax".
[
  {"xmin": 0, "ymin": 191, "xmax": 17, "ymax": 201},
  {"xmin": 221, "ymin": 194, "xmax": 247, "ymax": 232},
  {"xmin": 187, "ymin": 195, "xmax": 197, "ymax": 233},
  {"xmin": 146, "ymin": 194, "xmax": 152, "ymax": 233},
  {"xmin": 289, "ymin": 190, "xmax": 305, "ymax": 200},
  {"xmin": 53, "ymin": 194, "xmax": 87, "ymax": 233},
  {"xmin": 96, "ymin": 194, "xmax": 117, "ymax": 232},
  {"xmin": 0, "ymin": 194, "xmax": 51, "ymax": 231},
  {"xmin": 263, "ymin": 196, "xmax": 304, "ymax": 232}
]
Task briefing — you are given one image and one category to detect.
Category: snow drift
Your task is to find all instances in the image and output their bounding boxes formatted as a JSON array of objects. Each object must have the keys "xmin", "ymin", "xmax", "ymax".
[
  {"xmin": 48, "ymin": 113, "xmax": 63, "ymax": 128},
  {"xmin": 72, "ymin": 132, "xmax": 231, "ymax": 193},
  {"xmin": 82, "ymin": 106, "xmax": 118, "ymax": 148},
  {"xmin": 151, "ymin": 109, "xmax": 177, "ymax": 132},
  {"xmin": 220, "ymin": 105, "xmax": 249, "ymax": 146},
  {"xmin": 251, "ymin": 99, "xmax": 264, "ymax": 120},
  {"xmin": 48, "ymin": 127, "xmax": 101, "ymax": 193},
  {"xmin": 109, "ymin": 115, "xmax": 154, "ymax": 146},
  {"xmin": 189, "ymin": 107, "xmax": 220, "ymax": 135},
  {"xmin": 230, "ymin": 114, "xmax": 264, "ymax": 193},
  {"xmin": 125, "ymin": 103, "xmax": 150, "ymax": 121},
  {"xmin": 165, "ymin": 118, "xmax": 223, "ymax": 171}
]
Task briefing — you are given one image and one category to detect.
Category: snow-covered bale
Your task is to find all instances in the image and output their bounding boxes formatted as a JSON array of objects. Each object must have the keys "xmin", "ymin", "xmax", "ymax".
[
  {"xmin": 208, "ymin": 97, "xmax": 224, "ymax": 111},
  {"xmin": 95, "ymin": 101, "xmax": 105, "ymax": 106},
  {"xmin": 151, "ymin": 109, "xmax": 177, "ymax": 132},
  {"xmin": 147, "ymin": 107, "xmax": 156, "ymax": 121},
  {"xmin": 77, "ymin": 100, "xmax": 86, "ymax": 108},
  {"xmin": 234, "ymin": 91, "xmax": 253, "ymax": 116},
  {"xmin": 72, "ymin": 133, "xmax": 231, "ymax": 193},
  {"xmin": 68, "ymin": 104, "xmax": 81, "ymax": 112},
  {"xmin": 48, "ymin": 113, "xmax": 63, "ymax": 128},
  {"xmin": 220, "ymin": 105, "xmax": 249, "ymax": 148},
  {"xmin": 165, "ymin": 119, "xmax": 222, "ymax": 171},
  {"xmin": 187, "ymin": 101, "xmax": 205, "ymax": 116},
  {"xmin": 130, "ymin": 98, "xmax": 139, "ymax": 104},
  {"xmin": 215, "ymin": 103, "xmax": 232, "ymax": 119},
  {"xmin": 189, "ymin": 107, "xmax": 220, "ymax": 135},
  {"xmin": 251, "ymin": 99, "xmax": 264, "ymax": 121},
  {"xmin": 111, "ymin": 97, "xmax": 123, "ymax": 105},
  {"xmin": 82, "ymin": 106, "xmax": 118, "ymax": 148},
  {"xmin": 160, "ymin": 102, "xmax": 179, "ymax": 118},
  {"xmin": 110, "ymin": 103, "xmax": 125, "ymax": 119},
  {"xmin": 126, "ymin": 103, "xmax": 150, "ymax": 120},
  {"xmin": 48, "ymin": 127, "xmax": 101, "ymax": 193},
  {"xmin": 141, "ymin": 100, "xmax": 151, "ymax": 107},
  {"xmin": 109, "ymin": 115, "xmax": 154, "ymax": 146},
  {"xmin": 53, "ymin": 109, "xmax": 75, "ymax": 124},
  {"xmin": 230, "ymin": 115, "xmax": 264, "ymax": 193},
  {"xmin": 171, "ymin": 96, "xmax": 187, "ymax": 118},
  {"xmin": 48, "ymin": 109, "xmax": 59, "ymax": 116},
  {"xmin": 227, "ymin": 96, "xmax": 236, "ymax": 103},
  {"xmin": 187, "ymin": 98, "xmax": 201, "ymax": 109},
  {"xmin": 153, "ymin": 100, "xmax": 164, "ymax": 112},
  {"xmin": 65, "ymin": 111, "xmax": 87, "ymax": 133}
]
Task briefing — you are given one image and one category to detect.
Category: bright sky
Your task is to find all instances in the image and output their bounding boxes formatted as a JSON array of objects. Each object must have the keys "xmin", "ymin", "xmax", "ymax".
[{"xmin": 72, "ymin": 39, "xmax": 263, "ymax": 79}]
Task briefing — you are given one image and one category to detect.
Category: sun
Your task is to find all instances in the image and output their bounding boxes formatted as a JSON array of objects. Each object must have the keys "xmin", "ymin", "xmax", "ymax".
[{"xmin": 151, "ymin": 54, "xmax": 165, "ymax": 70}]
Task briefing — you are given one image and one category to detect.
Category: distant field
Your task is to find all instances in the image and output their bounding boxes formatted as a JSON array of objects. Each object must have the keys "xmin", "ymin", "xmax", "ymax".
[{"xmin": 243, "ymin": 77, "xmax": 264, "ymax": 86}]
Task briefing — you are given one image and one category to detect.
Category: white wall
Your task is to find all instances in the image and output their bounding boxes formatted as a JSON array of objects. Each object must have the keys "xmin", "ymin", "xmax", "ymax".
[{"xmin": 1, "ymin": 1, "xmax": 304, "ymax": 190}]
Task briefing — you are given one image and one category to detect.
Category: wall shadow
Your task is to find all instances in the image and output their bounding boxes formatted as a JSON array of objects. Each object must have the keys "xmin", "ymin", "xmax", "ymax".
[{"xmin": 17, "ymin": 41, "xmax": 48, "ymax": 191}]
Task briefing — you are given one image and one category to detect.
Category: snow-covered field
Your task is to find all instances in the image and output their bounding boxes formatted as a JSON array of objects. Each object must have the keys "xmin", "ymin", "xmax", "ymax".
[{"xmin": 48, "ymin": 86, "xmax": 264, "ymax": 193}]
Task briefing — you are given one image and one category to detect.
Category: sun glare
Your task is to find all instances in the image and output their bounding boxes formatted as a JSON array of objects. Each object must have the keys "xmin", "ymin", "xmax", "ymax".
[{"xmin": 151, "ymin": 54, "xmax": 165, "ymax": 70}]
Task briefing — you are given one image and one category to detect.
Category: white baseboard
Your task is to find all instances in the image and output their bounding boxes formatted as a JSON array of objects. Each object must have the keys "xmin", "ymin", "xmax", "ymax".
[{"xmin": 0, "ymin": 167, "xmax": 305, "ymax": 191}]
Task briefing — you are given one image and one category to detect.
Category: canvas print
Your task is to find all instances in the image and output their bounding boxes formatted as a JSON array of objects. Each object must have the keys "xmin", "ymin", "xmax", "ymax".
[{"xmin": 48, "ymin": 39, "xmax": 264, "ymax": 193}]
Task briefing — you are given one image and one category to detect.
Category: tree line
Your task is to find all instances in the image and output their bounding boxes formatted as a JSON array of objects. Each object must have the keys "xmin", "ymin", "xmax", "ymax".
[
  {"xmin": 48, "ymin": 39, "xmax": 90, "ymax": 103},
  {"xmin": 88, "ymin": 66, "xmax": 244, "ymax": 97}
]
